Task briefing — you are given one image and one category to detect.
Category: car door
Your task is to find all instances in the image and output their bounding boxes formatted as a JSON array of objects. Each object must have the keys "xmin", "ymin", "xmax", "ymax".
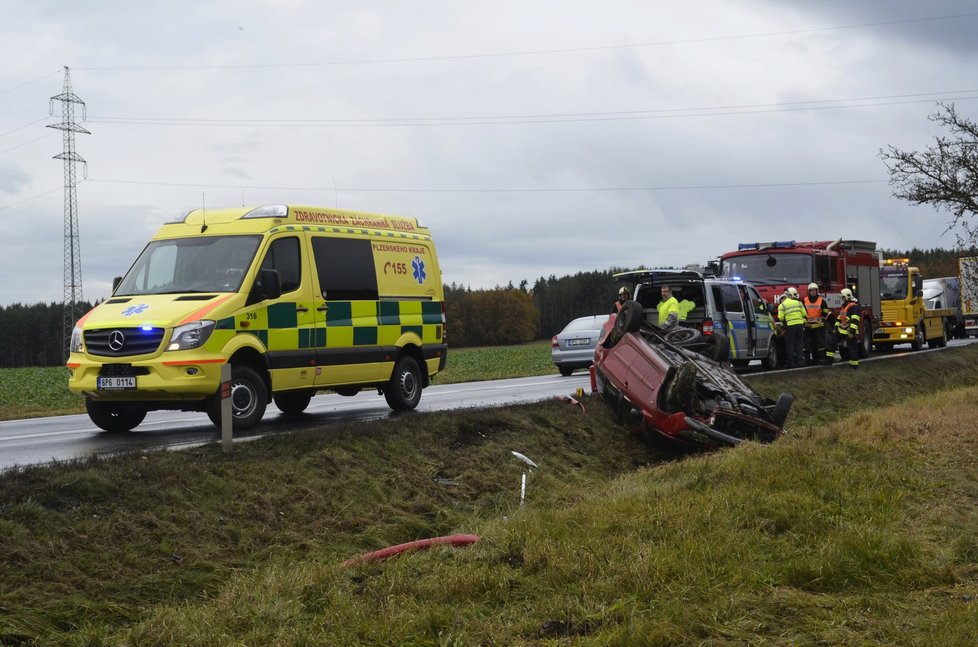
[
  {"xmin": 743, "ymin": 284, "xmax": 774, "ymax": 357},
  {"xmin": 713, "ymin": 283, "xmax": 749, "ymax": 359}
]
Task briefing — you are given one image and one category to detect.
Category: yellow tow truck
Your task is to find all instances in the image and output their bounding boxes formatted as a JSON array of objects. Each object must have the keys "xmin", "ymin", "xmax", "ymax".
[{"xmin": 873, "ymin": 259, "xmax": 954, "ymax": 351}]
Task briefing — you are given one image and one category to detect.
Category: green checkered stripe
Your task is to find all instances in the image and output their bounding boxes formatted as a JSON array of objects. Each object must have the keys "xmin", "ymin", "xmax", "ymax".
[{"xmin": 215, "ymin": 300, "xmax": 443, "ymax": 350}]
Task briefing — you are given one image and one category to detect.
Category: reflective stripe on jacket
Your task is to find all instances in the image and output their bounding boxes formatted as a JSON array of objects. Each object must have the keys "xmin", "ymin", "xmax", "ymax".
[
  {"xmin": 803, "ymin": 295, "xmax": 828, "ymax": 327},
  {"xmin": 778, "ymin": 297, "xmax": 806, "ymax": 326}
]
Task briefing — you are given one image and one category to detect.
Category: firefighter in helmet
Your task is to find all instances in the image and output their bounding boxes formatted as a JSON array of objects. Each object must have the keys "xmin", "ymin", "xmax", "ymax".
[
  {"xmin": 827, "ymin": 288, "xmax": 861, "ymax": 369},
  {"xmin": 778, "ymin": 286, "xmax": 806, "ymax": 368},
  {"xmin": 611, "ymin": 286, "xmax": 631, "ymax": 314},
  {"xmin": 803, "ymin": 282, "xmax": 830, "ymax": 365}
]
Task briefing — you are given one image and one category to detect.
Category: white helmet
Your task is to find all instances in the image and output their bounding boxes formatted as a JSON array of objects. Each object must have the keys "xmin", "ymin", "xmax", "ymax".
[
  {"xmin": 840, "ymin": 288, "xmax": 854, "ymax": 300},
  {"xmin": 787, "ymin": 287, "xmax": 799, "ymax": 298},
  {"xmin": 618, "ymin": 286, "xmax": 630, "ymax": 296},
  {"xmin": 808, "ymin": 282, "xmax": 818, "ymax": 291}
]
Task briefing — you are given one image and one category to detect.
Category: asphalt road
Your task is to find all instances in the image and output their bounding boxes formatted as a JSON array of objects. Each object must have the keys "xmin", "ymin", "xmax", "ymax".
[
  {"xmin": 2, "ymin": 337, "xmax": 973, "ymax": 472},
  {"xmin": 0, "ymin": 372, "xmax": 591, "ymax": 472}
]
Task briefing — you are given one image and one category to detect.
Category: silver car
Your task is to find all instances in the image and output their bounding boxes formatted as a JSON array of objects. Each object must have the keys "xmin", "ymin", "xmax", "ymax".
[{"xmin": 551, "ymin": 315, "xmax": 608, "ymax": 376}]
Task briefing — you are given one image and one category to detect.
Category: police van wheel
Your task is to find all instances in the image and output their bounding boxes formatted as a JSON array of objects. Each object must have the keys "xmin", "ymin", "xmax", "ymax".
[
  {"xmin": 86, "ymin": 399, "xmax": 146, "ymax": 433},
  {"xmin": 207, "ymin": 365, "xmax": 268, "ymax": 430},
  {"xmin": 385, "ymin": 356, "xmax": 422, "ymax": 411},
  {"xmin": 274, "ymin": 390, "xmax": 313, "ymax": 415}
]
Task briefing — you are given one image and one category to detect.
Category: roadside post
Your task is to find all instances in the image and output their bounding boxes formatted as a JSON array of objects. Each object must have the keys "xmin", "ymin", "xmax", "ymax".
[
  {"xmin": 511, "ymin": 451, "xmax": 539, "ymax": 507},
  {"xmin": 221, "ymin": 364, "xmax": 232, "ymax": 453}
]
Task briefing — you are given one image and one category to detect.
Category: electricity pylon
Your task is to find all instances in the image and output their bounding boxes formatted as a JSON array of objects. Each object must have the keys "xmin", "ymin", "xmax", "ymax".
[{"xmin": 48, "ymin": 66, "xmax": 89, "ymax": 362}]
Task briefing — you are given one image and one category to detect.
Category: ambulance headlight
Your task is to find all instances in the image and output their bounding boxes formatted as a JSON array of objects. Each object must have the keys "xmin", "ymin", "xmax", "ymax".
[
  {"xmin": 69, "ymin": 327, "xmax": 84, "ymax": 353},
  {"xmin": 168, "ymin": 320, "xmax": 216, "ymax": 351}
]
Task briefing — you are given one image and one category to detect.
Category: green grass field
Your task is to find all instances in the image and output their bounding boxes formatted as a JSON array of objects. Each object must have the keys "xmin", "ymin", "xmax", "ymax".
[
  {"xmin": 0, "ymin": 340, "xmax": 555, "ymax": 421},
  {"xmin": 3, "ymin": 345, "xmax": 978, "ymax": 644}
]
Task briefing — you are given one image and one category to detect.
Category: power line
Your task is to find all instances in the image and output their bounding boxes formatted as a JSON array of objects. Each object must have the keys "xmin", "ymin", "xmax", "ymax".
[
  {"xmin": 0, "ymin": 133, "xmax": 56, "ymax": 155},
  {"xmin": 0, "ymin": 186, "xmax": 64, "ymax": 212},
  {"xmin": 84, "ymin": 92, "xmax": 978, "ymax": 128},
  {"xmin": 73, "ymin": 11, "xmax": 978, "ymax": 71},
  {"xmin": 0, "ymin": 70, "xmax": 61, "ymax": 97},
  {"xmin": 0, "ymin": 117, "xmax": 52, "ymax": 140},
  {"xmin": 86, "ymin": 177, "xmax": 887, "ymax": 193}
]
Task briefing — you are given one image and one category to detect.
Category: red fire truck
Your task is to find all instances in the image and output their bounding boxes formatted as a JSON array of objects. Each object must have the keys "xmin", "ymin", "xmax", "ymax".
[{"xmin": 720, "ymin": 239, "xmax": 882, "ymax": 360}]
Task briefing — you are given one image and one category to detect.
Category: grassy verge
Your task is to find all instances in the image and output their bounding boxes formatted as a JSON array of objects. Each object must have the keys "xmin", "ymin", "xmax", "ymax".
[
  {"xmin": 0, "ymin": 341, "xmax": 555, "ymax": 421},
  {"xmin": 2, "ymin": 345, "xmax": 978, "ymax": 644}
]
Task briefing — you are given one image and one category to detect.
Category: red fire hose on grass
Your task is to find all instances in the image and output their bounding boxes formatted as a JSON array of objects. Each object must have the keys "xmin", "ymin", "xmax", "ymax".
[{"xmin": 341, "ymin": 533, "xmax": 480, "ymax": 567}]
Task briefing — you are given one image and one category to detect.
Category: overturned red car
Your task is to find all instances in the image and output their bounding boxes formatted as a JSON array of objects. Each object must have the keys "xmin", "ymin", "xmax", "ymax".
[{"xmin": 594, "ymin": 301, "xmax": 792, "ymax": 450}]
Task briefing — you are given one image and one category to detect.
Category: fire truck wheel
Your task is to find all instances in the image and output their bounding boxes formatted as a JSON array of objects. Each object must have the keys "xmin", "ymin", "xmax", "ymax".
[{"xmin": 858, "ymin": 325, "xmax": 871, "ymax": 358}]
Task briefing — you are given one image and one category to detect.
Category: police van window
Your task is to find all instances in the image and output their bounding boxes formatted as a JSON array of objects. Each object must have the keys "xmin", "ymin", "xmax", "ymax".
[
  {"xmin": 719, "ymin": 284, "xmax": 743, "ymax": 313},
  {"xmin": 259, "ymin": 237, "xmax": 301, "ymax": 293},
  {"xmin": 311, "ymin": 237, "xmax": 379, "ymax": 300}
]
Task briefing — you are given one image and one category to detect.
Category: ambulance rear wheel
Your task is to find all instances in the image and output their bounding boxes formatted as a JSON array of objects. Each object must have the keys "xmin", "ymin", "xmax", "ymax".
[
  {"xmin": 274, "ymin": 390, "xmax": 313, "ymax": 415},
  {"xmin": 207, "ymin": 365, "xmax": 267, "ymax": 430},
  {"xmin": 385, "ymin": 356, "xmax": 422, "ymax": 411},
  {"xmin": 86, "ymin": 399, "xmax": 146, "ymax": 433}
]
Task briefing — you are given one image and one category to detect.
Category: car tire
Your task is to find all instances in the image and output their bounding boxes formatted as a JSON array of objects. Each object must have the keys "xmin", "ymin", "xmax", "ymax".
[
  {"xmin": 665, "ymin": 361, "xmax": 698, "ymax": 413},
  {"xmin": 558, "ymin": 366, "xmax": 575, "ymax": 376},
  {"xmin": 206, "ymin": 364, "xmax": 268, "ymax": 430},
  {"xmin": 664, "ymin": 328, "xmax": 703, "ymax": 345},
  {"xmin": 384, "ymin": 355, "xmax": 422, "ymax": 411},
  {"xmin": 86, "ymin": 399, "xmax": 146, "ymax": 433},
  {"xmin": 274, "ymin": 390, "xmax": 314, "ymax": 415},
  {"xmin": 604, "ymin": 301, "xmax": 642, "ymax": 348},
  {"xmin": 771, "ymin": 392, "xmax": 794, "ymax": 427},
  {"xmin": 761, "ymin": 338, "xmax": 780, "ymax": 370}
]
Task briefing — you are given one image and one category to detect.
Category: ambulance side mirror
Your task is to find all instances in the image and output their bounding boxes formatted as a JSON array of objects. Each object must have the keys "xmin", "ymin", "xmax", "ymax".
[{"xmin": 112, "ymin": 276, "xmax": 122, "ymax": 292}]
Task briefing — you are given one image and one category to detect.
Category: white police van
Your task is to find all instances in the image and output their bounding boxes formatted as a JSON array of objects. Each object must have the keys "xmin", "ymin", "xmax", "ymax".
[{"xmin": 618, "ymin": 269, "xmax": 780, "ymax": 369}]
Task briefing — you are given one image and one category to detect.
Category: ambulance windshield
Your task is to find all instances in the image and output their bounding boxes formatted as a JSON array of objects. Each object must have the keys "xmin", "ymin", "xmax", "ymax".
[{"xmin": 115, "ymin": 235, "xmax": 262, "ymax": 295}]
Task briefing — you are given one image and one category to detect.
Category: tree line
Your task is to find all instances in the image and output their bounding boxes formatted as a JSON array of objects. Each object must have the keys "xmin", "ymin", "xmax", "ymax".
[{"xmin": 3, "ymin": 246, "xmax": 976, "ymax": 367}]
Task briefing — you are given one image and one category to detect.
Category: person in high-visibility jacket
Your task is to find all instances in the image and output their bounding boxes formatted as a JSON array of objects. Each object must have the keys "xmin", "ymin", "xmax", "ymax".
[
  {"xmin": 657, "ymin": 285, "xmax": 680, "ymax": 329},
  {"xmin": 778, "ymin": 287, "xmax": 806, "ymax": 368},
  {"xmin": 803, "ymin": 282, "xmax": 830, "ymax": 365},
  {"xmin": 827, "ymin": 288, "xmax": 861, "ymax": 369}
]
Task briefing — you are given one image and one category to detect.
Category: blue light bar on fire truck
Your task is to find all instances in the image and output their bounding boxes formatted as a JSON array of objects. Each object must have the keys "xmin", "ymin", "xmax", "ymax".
[{"xmin": 737, "ymin": 241, "xmax": 796, "ymax": 250}]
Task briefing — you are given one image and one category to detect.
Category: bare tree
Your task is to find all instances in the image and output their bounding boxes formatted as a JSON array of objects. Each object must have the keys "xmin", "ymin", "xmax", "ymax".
[{"xmin": 880, "ymin": 103, "xmax": 978, "ymax": 247}]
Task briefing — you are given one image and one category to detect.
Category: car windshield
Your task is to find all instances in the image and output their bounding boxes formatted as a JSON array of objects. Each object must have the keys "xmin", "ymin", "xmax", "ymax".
[
  {"xmin": 722, "ymin": 253, "xmax": 812, "ymax": 285},
  {"xmin": 115, "ymin": 235, "xmax": 262, "ymax": 295},
  {"xmin": 563, "ymin": 316, "xmax": 602, "ymax": 332},
  {"xmin": 880, "ymin": 268, "xmax": 908, "ymax": 299}
]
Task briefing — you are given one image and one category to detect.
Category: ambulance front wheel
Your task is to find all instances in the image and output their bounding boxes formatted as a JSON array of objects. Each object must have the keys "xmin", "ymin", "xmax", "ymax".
[
  {"xmin": 207, "ymin": 364, "xmax": 268, "ymax": 430},
  {"xmin": 86, "ymin": 398, "xmax": 146, "ymax": 433},
  {"xmin": 385, "ymin": 355, "xmax": 422, "ymax": 411}
]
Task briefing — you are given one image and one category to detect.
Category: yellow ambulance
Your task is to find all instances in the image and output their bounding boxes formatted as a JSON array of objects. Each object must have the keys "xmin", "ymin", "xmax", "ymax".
[{"xmin": 67, "ymin": 204, "xmax": 447, "ymax": 432}]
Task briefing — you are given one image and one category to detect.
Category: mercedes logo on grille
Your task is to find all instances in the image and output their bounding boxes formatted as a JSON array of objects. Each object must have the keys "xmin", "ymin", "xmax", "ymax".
[{"xmin": 108, "ymin": 330, "xmax": 126, "ymax": 351}]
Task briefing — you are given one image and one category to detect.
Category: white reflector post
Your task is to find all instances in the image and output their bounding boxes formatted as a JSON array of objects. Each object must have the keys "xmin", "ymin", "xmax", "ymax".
[{"xmin": 221, "ymin": 364, "xmax": 232, "ymax": 453}]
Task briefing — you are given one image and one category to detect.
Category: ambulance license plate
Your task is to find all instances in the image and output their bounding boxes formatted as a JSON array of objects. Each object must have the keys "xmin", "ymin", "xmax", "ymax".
[{"xmin": 97, "ymin": 376, "xmax": 136, "ymax": 390}]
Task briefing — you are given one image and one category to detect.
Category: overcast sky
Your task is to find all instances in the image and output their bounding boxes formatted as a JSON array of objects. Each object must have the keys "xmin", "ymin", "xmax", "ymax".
[{"xmin": 2, "ymin": 1, "xmax": 977, "ymax": 306}]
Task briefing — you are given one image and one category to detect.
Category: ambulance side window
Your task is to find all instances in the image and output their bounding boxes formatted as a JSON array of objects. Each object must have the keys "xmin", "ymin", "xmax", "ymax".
[
  {"xmin": 259, "ymin": 237, "xmax": 301, "ymax": 294},
  {"xmin": 311, "ymin": 237, "xmax": 379, "ymax": 300}
]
